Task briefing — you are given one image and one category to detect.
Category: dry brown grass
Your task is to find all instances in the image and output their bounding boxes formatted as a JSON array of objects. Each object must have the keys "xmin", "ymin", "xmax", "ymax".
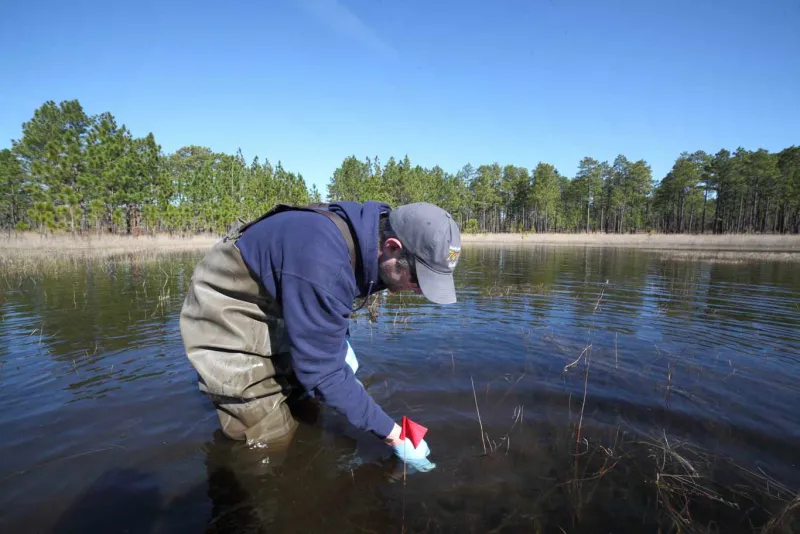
[
  {"xmin": 653, "ymin": 249, "xmax": 800, "ymax": 263},
  {"xmin": 7, "ymin": 231, "xmax": 799, "ymax": 261},
  {"xmin": 1, "ymin": 231, "xmax": 218, "ymax": 253},
  {"xmin": 0, "ymin": 232, "xmax": 218, "ymax": 274},
  {"xmin": 462, "ymin": 232, "xmax": 800, "ymax": 251}
]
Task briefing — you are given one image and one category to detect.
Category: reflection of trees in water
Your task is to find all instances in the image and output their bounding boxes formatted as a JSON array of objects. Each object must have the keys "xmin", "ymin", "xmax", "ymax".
[
  {"xmin": 4, "ymin": 247, "xmax": 797, "ymax": 396},
  {"xmin": 0, "ymin": 252, "xmax": 204, "ymax": 402},
  {"xmin": 643, "ymin": 259, "xmax": 800, "ymax": 356},
  {"xmin": 3, "ymin": 252, "xmax": 202, "ymax": 360},
  {"xmin": 354, "ymin": 245, "xmax": 799, "ymax": 363}
]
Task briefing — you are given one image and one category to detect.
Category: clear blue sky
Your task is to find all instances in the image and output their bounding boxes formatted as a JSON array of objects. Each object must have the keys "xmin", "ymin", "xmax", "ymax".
[{"xmin": 2, "ymin": 0, "xmax": 798, "ymax": 196}]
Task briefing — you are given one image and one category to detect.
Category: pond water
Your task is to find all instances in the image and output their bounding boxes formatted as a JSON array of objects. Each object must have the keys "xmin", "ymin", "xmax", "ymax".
[{"xmin": 1, "ymin": 245, "xmax": 798, "ymax": 533}]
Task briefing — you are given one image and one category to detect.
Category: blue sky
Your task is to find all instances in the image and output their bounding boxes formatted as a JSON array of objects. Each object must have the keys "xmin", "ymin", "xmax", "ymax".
[{"xmin": 1, "ymin": 0, "xmax": 798, "ymax": 196}]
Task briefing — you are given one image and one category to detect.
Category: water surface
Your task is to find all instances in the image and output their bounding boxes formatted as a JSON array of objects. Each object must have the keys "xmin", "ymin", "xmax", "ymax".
[{"xmin": 1, "ymin": 245, "xmax": 798, "ymax": 533}]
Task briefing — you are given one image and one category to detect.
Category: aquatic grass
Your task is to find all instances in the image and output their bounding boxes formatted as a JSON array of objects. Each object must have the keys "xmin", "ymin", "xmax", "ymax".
[
  {"xmin": 637, "ymin": 428, "xmax": 800, "ymax": 533},
  {"xmin": 150, "ymin": 266, "xmax": 173, "ymax": 318},
  {"xmin": 470, "ymin": 375, "xmax": 487, "ymax": 455},
  {"xmin": 763, "ymin": 495, "xmax": 800, "ymax": 533},
  {"xmin": 552, "ymin": 366, "xmax": 796, "ymax": 532},
  {"xmin": 469, "ymin": 375, "xmax": 524, "ymax": 458},
  {"xmin": 655, "ymin": 249, "xmax": 800, "ymax": 264},
  {"xmin": 452, "ymin": 278, "xmax": 799, "ymax": 533},
  {"xmin": 495, "ymin": 415, "xmax": 797, "ymax": 533},
  {"xmin": 561, "ymin": 276, "xmax": 608, "ymax": 527},
  {"xmin": 479, "ymin": 282, "xmax": 516, "ymax": 298},
  {"xmin": 566, "ymin": 279, "xmax": 608, "ymax": 453},
  {"xmin": 395, "ymin": 409, "xmax": 796, "ymax": 533}
]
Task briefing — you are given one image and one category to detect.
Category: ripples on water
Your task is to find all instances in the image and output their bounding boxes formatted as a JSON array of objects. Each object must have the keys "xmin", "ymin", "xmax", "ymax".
[{"xmin": 0, "ymin": 245, "xmax": 798, "ymax": 533}]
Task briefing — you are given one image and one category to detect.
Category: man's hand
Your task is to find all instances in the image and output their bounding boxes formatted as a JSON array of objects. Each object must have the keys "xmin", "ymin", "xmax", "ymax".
[{"xmin": 384, "ymin": 423, "xmax": 404, "ymax": 446}]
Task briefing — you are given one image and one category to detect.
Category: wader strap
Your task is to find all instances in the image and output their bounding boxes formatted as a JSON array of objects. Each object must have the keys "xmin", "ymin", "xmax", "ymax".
[
  {"xmin": 310, "ymin": 209, "xmax": 357, "ymax": 273},
  {"xmin": 226, "ymin": 204, "xmax": 359, "ymax": 276}
]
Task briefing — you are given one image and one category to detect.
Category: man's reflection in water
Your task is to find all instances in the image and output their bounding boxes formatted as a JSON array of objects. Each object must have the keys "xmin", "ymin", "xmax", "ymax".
[{"xmin": 202, "ymin": 397, "xmax": 401, "ymax": 533}]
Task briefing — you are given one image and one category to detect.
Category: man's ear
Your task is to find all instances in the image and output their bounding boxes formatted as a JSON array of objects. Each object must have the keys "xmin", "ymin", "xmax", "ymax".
[{"xmin": 383, "ymin": 237, "xmax": 403, "ymax": 254}]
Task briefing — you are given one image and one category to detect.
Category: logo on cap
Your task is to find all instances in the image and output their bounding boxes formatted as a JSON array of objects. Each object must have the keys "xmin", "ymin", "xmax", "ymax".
[{"xmin": 447, "ymin": 246, "xmax": 461, "ymax": 270}]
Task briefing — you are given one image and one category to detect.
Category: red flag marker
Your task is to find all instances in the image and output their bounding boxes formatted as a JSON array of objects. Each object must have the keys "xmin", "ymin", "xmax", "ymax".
[{"xmin": 398, "ymin": 416, "xmax": 428, "ymax": 449}]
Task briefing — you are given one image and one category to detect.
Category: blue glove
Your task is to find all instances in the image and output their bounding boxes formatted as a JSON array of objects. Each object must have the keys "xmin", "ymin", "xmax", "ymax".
[{"xmin": 392, "ymin": 438, "xmax": 436, "ymax": 472}]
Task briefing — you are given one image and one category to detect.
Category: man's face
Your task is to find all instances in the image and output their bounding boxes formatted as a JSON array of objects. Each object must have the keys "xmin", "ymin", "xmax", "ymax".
[{"xmin": 378, "ymin": 238, "xmax": 422, "ymax": 295}]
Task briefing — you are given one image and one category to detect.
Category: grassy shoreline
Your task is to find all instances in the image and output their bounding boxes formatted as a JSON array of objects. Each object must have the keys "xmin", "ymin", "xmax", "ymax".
[
  {"xmin": 1, "ymin": 232, "xmax": 799, "ymax": 260},
  {"xmin": 3, "ymin": 231, "xmax": 800, "ymax": 251},
  {"xmin": 0, "ymin": 232, "xmax": 219, "ymax": 254},
  {"xmin": 0, "ymin": 233, "xmax": 220, "ymax": 273},
  {"xmin": 461, "ymin": 232, "xmax": 800, "ymax": 250}
]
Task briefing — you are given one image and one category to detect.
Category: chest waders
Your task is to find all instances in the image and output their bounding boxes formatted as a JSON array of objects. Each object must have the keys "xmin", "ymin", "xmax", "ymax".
[{"xmin": 179, "ymin": 204, "xmax": 358, "ymax": 445}]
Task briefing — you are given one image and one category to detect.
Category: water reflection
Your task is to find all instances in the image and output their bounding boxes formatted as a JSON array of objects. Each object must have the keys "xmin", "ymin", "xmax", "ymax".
[{"xmin": 1, "ymin": 245, "xmax": 798, "ymax": 532}]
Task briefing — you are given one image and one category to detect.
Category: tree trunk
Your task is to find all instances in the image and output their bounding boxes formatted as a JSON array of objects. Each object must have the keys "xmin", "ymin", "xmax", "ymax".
[
  {"xmin": 586, "ymin": 198, "xmax": 590, "ymax": 233},
  {"xmin": 773, "ymin": 204, "xmax": 779, "ymax": 233},
  {"xmin": 779, "ymin": 204, "xmax": 786, "ymax": 234},
  {"xmin": 545, "ymin": 206, "xmax": 548, "ymax": 233},
  {"xmin": 701, "ymin": 185, "xmax": 709, "ymax": 233},
  {"xmin": 737, "ymin": 192, "xmax": 744, "ymax": 233}
]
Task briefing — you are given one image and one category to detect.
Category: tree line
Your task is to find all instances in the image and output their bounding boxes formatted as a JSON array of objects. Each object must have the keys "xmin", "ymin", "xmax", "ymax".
[
  {"xmin": 1, "ymin": 99, "xmax": 798, "ymax": 235},
  {"xmin": 0, "ymin": 100, "xmax": 317, "ymax": 236},
  {"xmin": 327, "ymin": 150, "xmax": 800, "ymax": 235}
]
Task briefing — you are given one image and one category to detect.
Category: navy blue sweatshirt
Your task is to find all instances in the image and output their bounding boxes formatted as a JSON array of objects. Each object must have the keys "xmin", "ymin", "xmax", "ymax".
[{"xmin": 236, "ymin": 201, "xmax": 395, "ymax": 439}]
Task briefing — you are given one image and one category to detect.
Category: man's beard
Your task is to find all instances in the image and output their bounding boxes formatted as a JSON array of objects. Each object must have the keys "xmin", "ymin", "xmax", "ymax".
[{"xmin": 378, "ymin": 257, "xmax": 404, "ymax": 293}]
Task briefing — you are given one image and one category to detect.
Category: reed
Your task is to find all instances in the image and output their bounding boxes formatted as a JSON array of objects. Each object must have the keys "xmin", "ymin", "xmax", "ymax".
[
  {"xmin": 763, "ymin": 495, "xmax": 800, "ymax": 533},
  {"xmin": 0, "ymin": 248, "xmax": 201, "ymax": 277},
  {"xmin": 470, "ymin": 376, "xmax": 487, "ymax": 456}
]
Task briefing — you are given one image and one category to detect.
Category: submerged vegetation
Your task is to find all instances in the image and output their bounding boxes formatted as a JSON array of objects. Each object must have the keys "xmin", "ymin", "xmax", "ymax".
[{"xmin": 1, "ymin": 99, "xmax": 799, "ymax": 238}]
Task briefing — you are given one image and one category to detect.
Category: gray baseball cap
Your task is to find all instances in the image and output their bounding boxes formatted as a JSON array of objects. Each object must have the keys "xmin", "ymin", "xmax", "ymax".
[{"xmin": 388, "ymin": 202, "xmax": 461, "ymax": 304}]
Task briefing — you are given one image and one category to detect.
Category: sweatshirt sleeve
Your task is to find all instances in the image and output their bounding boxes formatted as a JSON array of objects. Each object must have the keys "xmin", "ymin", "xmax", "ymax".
[{"xmin": 280, "ymin": 272, "xmax": 396, "ymax": 439}]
